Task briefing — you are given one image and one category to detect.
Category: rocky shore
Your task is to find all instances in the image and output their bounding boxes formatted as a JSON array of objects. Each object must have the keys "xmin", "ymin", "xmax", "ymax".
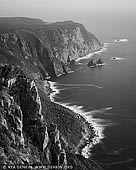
[
  {"xmin": 0, "ymin": 64, "xmax": 103, "ymax": 170},
  {"xmin": 0, "ymin": 17, "xmax": 103, "ymax": 170},
  {"xmin": 48, "ymin": 81, "xmax": 103, "ymax": 158},
  {"xmin": 0, "ymin": 17, "xmax": 102, "ymax": 78}
]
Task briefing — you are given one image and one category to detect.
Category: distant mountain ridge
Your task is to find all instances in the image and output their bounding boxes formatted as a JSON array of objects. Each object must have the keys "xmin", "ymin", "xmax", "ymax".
[{"xmin": 0, "ymin": 17, "xmax": 101, "ymax": 78}]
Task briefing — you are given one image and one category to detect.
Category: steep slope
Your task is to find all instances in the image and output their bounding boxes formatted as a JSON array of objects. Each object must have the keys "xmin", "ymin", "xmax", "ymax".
[
  {"xmin": 0, "ymin": 64, "xmax": 102, "ymax": 170},
  {"xmin": 0, "ymin": 18, "xmax": 103, "ymax": 170},
  {"xmin": 0, "ymin": 18, "xmax": 102, "ymax": 78}
]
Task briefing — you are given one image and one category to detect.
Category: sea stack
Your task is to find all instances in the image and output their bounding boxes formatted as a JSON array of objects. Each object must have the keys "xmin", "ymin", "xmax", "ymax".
[{"xmin": 0, "ymin": 17, "xmax": 102, "ymax": 170}]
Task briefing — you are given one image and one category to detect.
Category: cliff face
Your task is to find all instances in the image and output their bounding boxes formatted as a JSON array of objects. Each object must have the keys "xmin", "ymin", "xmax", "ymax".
[
  {"xmin": 0, "ymin": 64, "xmax": 102, "ymax": 170},
  {"xmin": 0, "ymin": 18, "xmax": 102, "ymax": 170},
  {"xmin": 0, "ymin": 18, "xmax": 101, "ymax": 78}
]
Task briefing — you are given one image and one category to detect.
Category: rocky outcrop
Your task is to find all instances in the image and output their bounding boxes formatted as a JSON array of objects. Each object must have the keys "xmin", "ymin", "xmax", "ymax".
[
  {"xmin": 0, "ymin": 18, "xmax": 102, "ymax": 78},
  {"xmin": 0, "ymin": 18, "xmax": 103, "ymax": 169},
  {"xmin": 0, "ymin": 64, "xmax": 102, "ymax": 170}
]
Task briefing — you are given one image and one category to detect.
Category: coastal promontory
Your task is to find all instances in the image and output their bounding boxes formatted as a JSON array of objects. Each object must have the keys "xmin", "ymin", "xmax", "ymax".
[
  {"xmin": 0, "ymin": 17, "xmax": 102, "ymax": 170},
  {"xmin": 0, "ymin": 17, "xmax": 101, "ymax": 78}
]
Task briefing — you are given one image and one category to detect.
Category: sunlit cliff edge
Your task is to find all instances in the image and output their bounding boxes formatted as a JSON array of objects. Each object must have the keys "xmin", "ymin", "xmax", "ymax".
[
  {"xmin": 0, "ymin": 17, "xmax": 101, "ymax": 78},
  {"xmin": 0, "ymin": 17, "xmax": 102, "ymax": 170}
]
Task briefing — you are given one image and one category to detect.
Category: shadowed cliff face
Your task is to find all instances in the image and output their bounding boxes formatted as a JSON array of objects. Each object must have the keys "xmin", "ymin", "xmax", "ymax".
[
  {"xmin": 0, "ymin": 31, "xmax": 55, "ymax": 78},
  {"xmin": 0, "ymin": 64, "xmax": 102, "ymax": 169},
  {"xmin": 0, "ymin": 18, "xmax": 102, "ymax": 169},
  {"xmin": 0, "ymin": 18, "xmax": 101, "ymax": 78}
]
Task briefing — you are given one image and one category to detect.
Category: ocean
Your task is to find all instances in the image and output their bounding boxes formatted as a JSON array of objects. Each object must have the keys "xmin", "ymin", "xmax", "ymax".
[{"xmin": 50, "ymin": 30, "xmax": 136, "ymax": 169}]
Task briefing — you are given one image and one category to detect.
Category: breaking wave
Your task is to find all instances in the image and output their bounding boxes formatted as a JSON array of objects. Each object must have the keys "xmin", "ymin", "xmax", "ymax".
[
  {"xmin": 56, "ymin": 83, "xmax": 103, "ymax": 89},
  {"xmin": 76, "ymin": 43, "xmax": 108, "ymax": 62},
  {"xmin": 111, "ymin": 57, "xmax": 126, "ymax": 60},
  {"xmin": 48, "ymin": 81, "xmax": 114, "ymax": 157},
  {"xmin": 114, "ymin": 39, "xmax": 129, "ymax": 43},
  {"xmin": 85, "ymin": 107, "xmax": 113, "ymax": 116}
]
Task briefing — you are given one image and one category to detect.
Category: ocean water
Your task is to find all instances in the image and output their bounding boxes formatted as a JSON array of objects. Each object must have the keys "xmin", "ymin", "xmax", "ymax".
[{"xmin": 51, "ymin": 35, "xmax": 136, "ymax": 169}]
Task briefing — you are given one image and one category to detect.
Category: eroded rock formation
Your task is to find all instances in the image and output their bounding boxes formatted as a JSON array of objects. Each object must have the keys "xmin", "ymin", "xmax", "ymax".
[
  {"xmin": 0, "ymin": 64, "xmax": 102, "ymax": 170},
  {"xmin": 0, "ymin": 18, "xmax": 103, "ymax": 170},
  {"xmin": 0, "ymin": 18, "xmax": 102, "ymax": 78}
]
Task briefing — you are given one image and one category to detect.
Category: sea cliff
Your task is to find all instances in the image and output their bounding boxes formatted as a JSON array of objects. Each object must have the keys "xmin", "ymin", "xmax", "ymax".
[
  {"xmin": 0, "ymin": 17, "xmax": 102, "ymax": 170},
  {"xmin": 0, "ymin": 17, "xmax": 101, "ymax": 78}
]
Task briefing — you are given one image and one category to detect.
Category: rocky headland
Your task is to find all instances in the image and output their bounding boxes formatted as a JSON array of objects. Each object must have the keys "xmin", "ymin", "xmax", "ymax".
[
  {"xmin": 0, "ymin": 17, "xmax": 101, "ymax": 78},
  {"xmin": 0, "ymin": 17, "xmax": 102, "ymax": 170}
]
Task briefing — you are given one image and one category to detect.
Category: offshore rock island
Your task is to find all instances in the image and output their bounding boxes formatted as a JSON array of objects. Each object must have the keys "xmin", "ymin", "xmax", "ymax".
[{"xmin": 0, "ymin": 17, "xmax": 102, "ymax": 170}]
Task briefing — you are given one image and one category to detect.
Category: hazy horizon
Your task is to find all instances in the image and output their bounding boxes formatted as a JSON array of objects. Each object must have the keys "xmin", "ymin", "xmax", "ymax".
[{"xmin": 0, "ymin": 0, "xmax": 136, "ymax": 41}]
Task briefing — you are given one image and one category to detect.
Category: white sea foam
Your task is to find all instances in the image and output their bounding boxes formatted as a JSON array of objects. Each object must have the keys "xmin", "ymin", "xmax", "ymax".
[
  {"xmin": 114, "ymin": 39, "xmax": 129, "ymax": 43},
  {"xmin": 104, "ymin": 42, "xmax": 110, "ymax": 45},
  {"xmin": 48, "ymin": 81, "xmax": 60, "ymax": 102},
  {"xmin": 56, "ymin": 102, "xmax": 105, "ymax": 157},
  {"xmin": 111, "ymin": 57, "xmax": 126, "ymax": 61},
  {"xmin": 48, "ymin": 81, "xmax": 113, "ymax": 158},
  {"xmin": 56, "ymin": 71, "xmax": 74, "ymax": 78},
  {"xmin": 76, "ymin": 53, "xmax": 94, "ymax": 62},
  {"xmin": 76, "ymin": 45, "xmax": 108, "ymax": 62},
  {"xmin": 54, "ymin": 83, "xmax": 103, "ymax": 89},
  {"xmin": 86, "ymin": 107, "xmax": 113, "ymax": 116}
]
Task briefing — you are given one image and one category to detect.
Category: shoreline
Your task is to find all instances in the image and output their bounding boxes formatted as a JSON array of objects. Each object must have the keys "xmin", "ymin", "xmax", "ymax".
[
  {"xmin": 76, "ymin": 43, "xmax": 108, "ymax": 62},
  {"xmin": 47, "ymin": 44, "xmax": 108, "ymax": 158},
  {"xmin": 48, "ymin": 80, "xmax": 104, "ymax": 158}
]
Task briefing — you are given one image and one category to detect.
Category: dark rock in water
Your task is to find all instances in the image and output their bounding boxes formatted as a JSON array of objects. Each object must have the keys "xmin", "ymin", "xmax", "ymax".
[
  {"xmin": 96, "ymin": 58, "xmax": 103, "ymax": 64},
  {"xmin": 87, "ymin": 58, "xmax": 95, "ymax": 67},
  {"xmin": 0, "ymin": 17, "xmax": 103, "ymax": 169},
  {"xmin": 67, "ymin": 57, "xmax": 78, "ymax": 65},
  {"xmin": 0, "ymin": 64, "xmax": 102, "ymax": 169},
  {"xmin": 70, "ymin": 59, "xmax": 77, "ymax": 65},
  {"xmin": 112, "ymin": 57, "xmax": 117, "ymax": 60},
  {"xmin": 87, "ymin": 58, "xmax": 104, "ymax": 67},
  {"xmin": 0, "ymin": 17, "xmax": 102, "ymax": 78}
]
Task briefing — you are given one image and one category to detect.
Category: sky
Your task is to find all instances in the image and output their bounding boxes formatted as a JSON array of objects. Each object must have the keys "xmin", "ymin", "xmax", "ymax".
[
  {"xmin": 0, "ymin": 0, "xmax": 136, "ymax": 40},
  {"xmin": 0, "ymin": 0, "xmax": 136, "ymax": 19}
]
